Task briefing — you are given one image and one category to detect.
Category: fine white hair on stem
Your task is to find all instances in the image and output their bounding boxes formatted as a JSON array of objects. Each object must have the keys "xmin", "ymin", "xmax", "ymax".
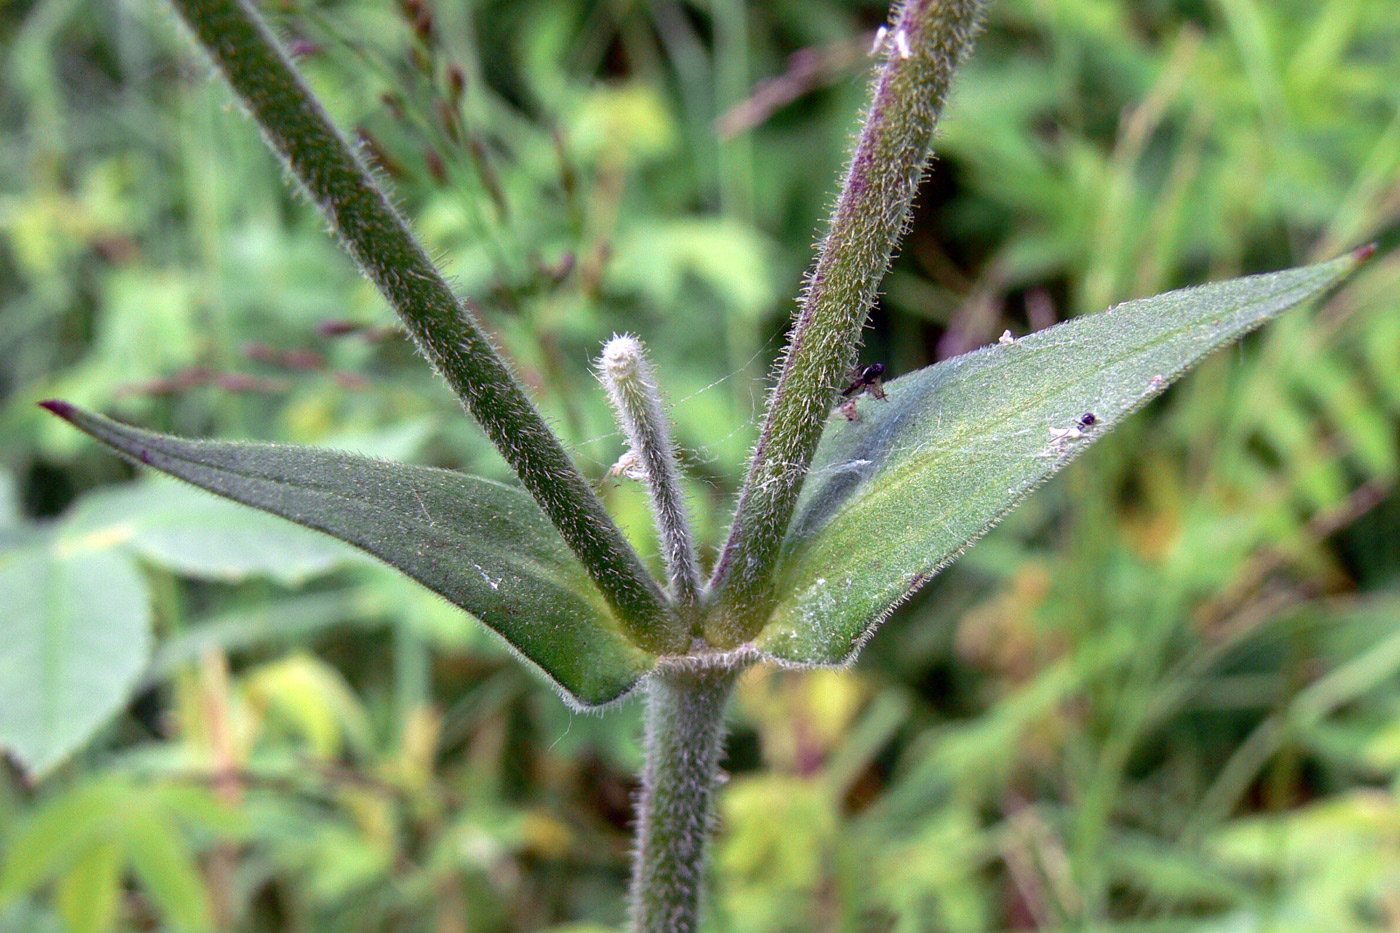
[{"xmin": 598, "ymin": 335, "xmax": 702, "ymax": 614}]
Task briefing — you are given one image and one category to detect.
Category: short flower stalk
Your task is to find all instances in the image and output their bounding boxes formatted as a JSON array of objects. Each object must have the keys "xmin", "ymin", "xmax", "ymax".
[{"xmin": 599, "ymin": 336, "xmax": 702, "ymax": 620}]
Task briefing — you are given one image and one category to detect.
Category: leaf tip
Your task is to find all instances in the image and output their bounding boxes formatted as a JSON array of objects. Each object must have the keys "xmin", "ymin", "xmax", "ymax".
[
  {"xmin": 38, "ymin": 399, "xmax": 76, "ymax": 420},
  {"xmin": 1352, "ymin": 242, "xmax": 1378, "ymax": 263}
]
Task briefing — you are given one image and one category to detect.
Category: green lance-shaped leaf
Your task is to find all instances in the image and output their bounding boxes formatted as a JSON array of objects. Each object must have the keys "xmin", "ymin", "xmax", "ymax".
[
  {"xmin": 757, "ymin": 251, "xmax": 1369, "ymax": 665},
  {"xmin": 39, "ymin": 403, "xmax": 654, "ymax": 707}
]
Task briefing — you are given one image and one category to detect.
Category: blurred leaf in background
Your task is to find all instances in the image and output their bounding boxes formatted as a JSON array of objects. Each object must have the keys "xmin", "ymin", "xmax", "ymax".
[{"xmin": 2, "ymin": 0, "xmax": 1399, "ymax": 929}]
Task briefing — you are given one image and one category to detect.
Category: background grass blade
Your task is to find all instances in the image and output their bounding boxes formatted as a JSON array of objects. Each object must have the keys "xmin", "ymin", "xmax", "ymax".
[
  {"xmin": 41, "ymin": 403, "xmax": 654, "ymax": 707},
  {"xmin": 759, "ymin": 251, "xmax": 1367, "ymax": 665}
]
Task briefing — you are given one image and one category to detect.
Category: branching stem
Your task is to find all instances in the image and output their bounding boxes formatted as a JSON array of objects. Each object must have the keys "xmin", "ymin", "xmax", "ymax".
[
  {"xmin": 165, "ymin": 0, "xmax": 683, "ymax": 653},
  {"xmin": 709, "ymin": 0, "xmax": 986, "ymax": 645}
]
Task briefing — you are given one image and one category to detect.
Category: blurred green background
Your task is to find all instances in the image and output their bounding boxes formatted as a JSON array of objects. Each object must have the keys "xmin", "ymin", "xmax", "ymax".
[{"xmin": 3, "ymin": 0, "xmax": 1400, "ymax": 929}]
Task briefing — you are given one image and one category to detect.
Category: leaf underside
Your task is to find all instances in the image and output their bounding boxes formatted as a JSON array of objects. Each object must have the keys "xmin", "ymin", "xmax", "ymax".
[
  {"xmin": 759, "ymin": 253, "xmax": 1363, "ymax": 666},
  {"xmin": 43, "ymin": 406, "xmax": 654, "ymax": 707},
  {"xmin": 0, "ymin": 547, "xmax": 151, "ymax": 777}
]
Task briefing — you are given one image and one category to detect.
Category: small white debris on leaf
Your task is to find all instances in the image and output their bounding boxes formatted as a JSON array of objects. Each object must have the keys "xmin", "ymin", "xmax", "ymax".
[{"xmin": 1046, "ymin": 418, "xmax": 1091, "ymax": 456}]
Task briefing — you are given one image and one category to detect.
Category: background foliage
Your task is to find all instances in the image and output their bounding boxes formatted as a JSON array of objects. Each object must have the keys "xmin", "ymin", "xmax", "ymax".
[{"xmin": 2, "ymin": 0, "xmax": 1399, "ymax": 929}]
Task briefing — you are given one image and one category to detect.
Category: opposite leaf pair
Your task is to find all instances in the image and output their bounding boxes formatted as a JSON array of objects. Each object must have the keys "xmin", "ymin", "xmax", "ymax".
[{"xmin": 44, "ymin": 248, "xmax": 1368, "ymax": 706}]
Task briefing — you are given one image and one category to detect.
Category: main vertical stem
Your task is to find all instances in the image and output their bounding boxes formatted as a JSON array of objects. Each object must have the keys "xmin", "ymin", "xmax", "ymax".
[
  {"xmin": 630, "ymin": 664, "xmax": 739, "ymax": 932},
  {"xmin": 708, "ymin": 0, "xmax": 986, "ymax": 645}
]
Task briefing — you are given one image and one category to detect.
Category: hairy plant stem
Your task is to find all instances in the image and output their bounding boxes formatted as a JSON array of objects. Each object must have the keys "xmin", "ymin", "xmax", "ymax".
[
  {"xmin": 599, "ymin": 336, "xmax": 702, "ymax": 618},
  {"xmin": 709, "ymin": 0, "xmax": 986, "ymax": 645},
  {"xmin": 630, "ymin": 662, "xmax": 740, "ymax": 932},
  {"xmin": 166, "ymin": 0, "xmax": 684, "ymax": 654}
]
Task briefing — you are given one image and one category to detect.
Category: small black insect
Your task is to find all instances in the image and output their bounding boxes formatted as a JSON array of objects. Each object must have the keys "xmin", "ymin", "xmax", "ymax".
[
  {"xmin": 841, "ymin": 363, "xmax": 888, "ymax": 400},
  {"xmin": 1075, "ymin": 412, "xmax": 1097, "ymax": 429},
  {"xmin": 839, "ymin": 364, "xmax": 889, "ymax": 422}
]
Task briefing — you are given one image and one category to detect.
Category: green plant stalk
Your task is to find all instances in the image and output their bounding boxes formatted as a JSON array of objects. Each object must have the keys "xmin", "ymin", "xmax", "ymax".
[
  {"xmin": 599, "ymin": 336, "xmax": 702, "ymax": 616},
  {"xmin": 629, "ymin": 663, "xmax": 740, "ymax": 932},
  {"xmin": 709, "ymin": 0, "xmax": 986, "ymax": 645},
  {"xmin": 165, "ymin": 0, "xmax": 684, "ymax": 654}
]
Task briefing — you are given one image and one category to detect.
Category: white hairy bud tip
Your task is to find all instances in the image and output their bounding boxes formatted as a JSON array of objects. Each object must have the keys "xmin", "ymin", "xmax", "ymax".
[{"xmin": 601, "ymin": 334, "xmax": 644, "ymax": 381}]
